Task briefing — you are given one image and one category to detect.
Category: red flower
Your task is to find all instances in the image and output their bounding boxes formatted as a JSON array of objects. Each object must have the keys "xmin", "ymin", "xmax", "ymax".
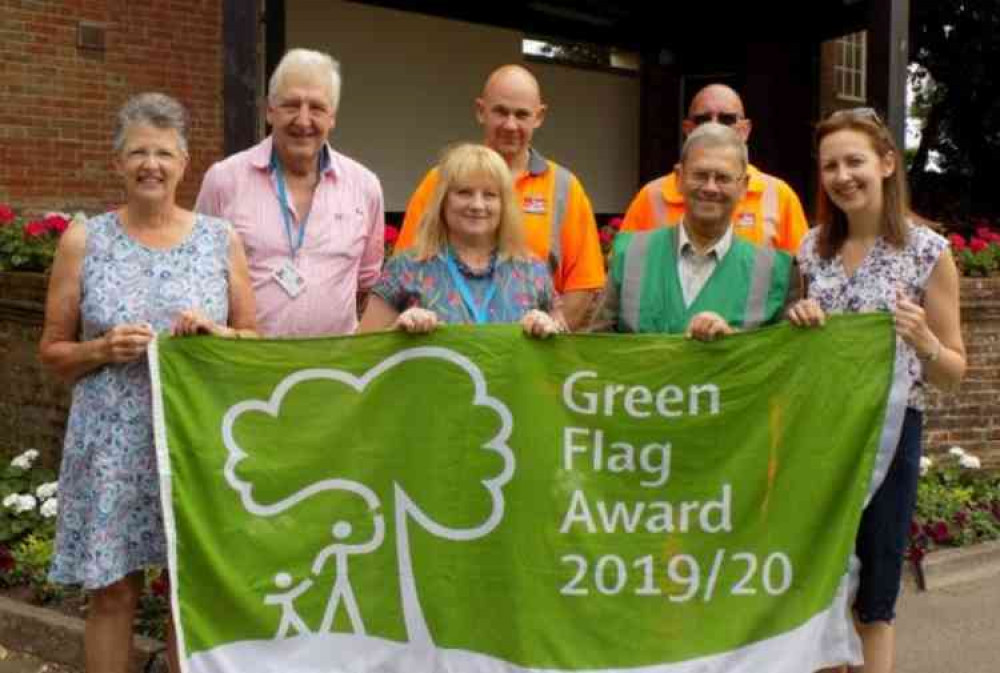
[
  {"xmin": 927, "ymin": 520, "xmax": 952, "ymax": 544},
  {"xmin": 948, "ymin": 233, "xmax": 966, "ymax": 251},
  {"xmin": 908, "ymin": 520, "xmax": 921, "ymax": 538},
  {"xmin": 974, "ymin": 226, "xmax": 994, "ymax": 240},
  {"xmin": 953, "ymin": 509, "xmax": 969, "ymax": 527},
  {"xmin": 969, "ymin": 237, "xmax": 989, "ymax": 253},
  {"xmin": 0, "ymin": 204, "xmax": 14, "ymax": 226},
  {"xmin": 906, "ymin": 544, "xmax": 925, "ymax": 563},
  {"xmin": 599, "ymin": 228, "xmax": 615, "ymax": 246},
  {"xmin": 609, "ymin": 216, "xmax": 624, "ymax": 230},
  {"xmin": 43, "ymin": 214, "xmax": 70, "ymax": 235},
  {"xmin": 150, "ymin": 570, "xmax": 169, "ymax": 597},
  {"xmin": 0, "ymin": 546, "xmax": 15, "ymax": 573},
  {"xmin": 384, "ymin": 225, "xmax": 400, "ymax": 245},
  {"xmin": 23, "ymin": 220, "xmax": 48, "ymax": 238}
]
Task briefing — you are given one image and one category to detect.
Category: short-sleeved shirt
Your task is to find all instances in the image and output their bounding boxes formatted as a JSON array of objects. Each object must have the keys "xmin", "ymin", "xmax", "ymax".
[
  {"xmin": 195, "ymin": 135, "xmax": 385, "ymax": 337},
  {"xmin": 395, "ymin": 148, "xmax": 605, "ymax": 294},
  {"xmin": 373, "ymin": 250, "xmax": 555, "ymax": 324},
  {"xmin": 621, "ymin": 164, "xmax": 808, "ymax": 254},
  {"xmin": 797, "ymin": 223, "xmax": 948, "ymax": 409}
]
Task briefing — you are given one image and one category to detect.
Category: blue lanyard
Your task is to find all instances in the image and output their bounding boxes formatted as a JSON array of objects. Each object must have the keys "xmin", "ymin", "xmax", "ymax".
[
  {"xmin": 272, "ymin": 160, "xmax": 310, "ymax": 259},
  {"xmin": 444, "ymin": 250, "xmax": 498, "ymax": 325}
]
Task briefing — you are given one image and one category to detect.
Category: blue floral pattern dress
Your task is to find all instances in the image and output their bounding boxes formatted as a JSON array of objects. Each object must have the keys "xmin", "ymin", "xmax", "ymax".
[
  {"xmin": 797, "ymin": 222, "xmax": 948, "ymax": 410},
  {"xmin": 50, "ymin": 211, "xmax": 231, "ymax": 589},
  {"xmin": 373, "ymin": 250, "xmax": 556, "ymax": 323}
]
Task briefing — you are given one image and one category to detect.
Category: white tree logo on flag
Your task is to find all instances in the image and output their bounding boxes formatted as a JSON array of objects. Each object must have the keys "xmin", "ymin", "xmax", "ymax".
[{"xmin": 220, "ymin": 346, "xmax": 515, "ymax": 644}]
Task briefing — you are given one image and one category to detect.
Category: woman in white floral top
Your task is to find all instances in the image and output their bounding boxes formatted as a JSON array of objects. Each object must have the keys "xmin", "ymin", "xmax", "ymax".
[{"xmin": 788, "ymin": 109, "xmax": 966, "ymax": 673}]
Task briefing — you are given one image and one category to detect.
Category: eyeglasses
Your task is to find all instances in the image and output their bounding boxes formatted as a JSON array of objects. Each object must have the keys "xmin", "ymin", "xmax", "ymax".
[
  {"xmin": 690, "ymin": 112, "xmax": 743, "ymax": 127},
  {"xmin": 686, "ymin": 170, "xmax": 745, "ymax": 188},
  {"xmin": 830, "ymin": 107, "xmax": 885, "ymax": 126}
]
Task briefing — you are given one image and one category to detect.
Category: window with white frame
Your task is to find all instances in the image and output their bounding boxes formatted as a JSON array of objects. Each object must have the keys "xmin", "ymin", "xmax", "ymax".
[{"xmin": 835, "ymin": 32, "xmax": 866, "ymax": 102}]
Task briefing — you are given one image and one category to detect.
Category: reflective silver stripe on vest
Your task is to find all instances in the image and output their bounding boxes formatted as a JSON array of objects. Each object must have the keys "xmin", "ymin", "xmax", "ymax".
[
  {"xmin": 621, "ymin": 231, "xmax": 653, "ymax": 332},
  {"xmin": 760, "ymin": 175, "xmax": 779, "ymax": 246},
  {"xmin": 744, "ymin": 245, "xmax": 777, "ymax": 328},
  {"xmin": 548, "ymin": 164, "xmax": 572, "ymax": 272},
  {"xmin": 646, "ymin": 177, "xmax": 675, "ymax": 227}
]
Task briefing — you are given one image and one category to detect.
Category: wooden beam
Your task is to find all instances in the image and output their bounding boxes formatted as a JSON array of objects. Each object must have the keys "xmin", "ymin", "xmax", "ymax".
[
  {"xmin": 866, "ymin": 0, "xmax": 910, "ymax": 150},
  {"xmin": 223, "ymin": 0, "xmax": 259, "ymax": 155}
]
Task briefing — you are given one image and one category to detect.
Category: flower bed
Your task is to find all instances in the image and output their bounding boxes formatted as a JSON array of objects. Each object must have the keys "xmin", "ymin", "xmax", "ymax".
[
  {"xmin": 908, "ymin": 447, "xmax": 1000, "ymax": 581},
  {"xmin": 0, "ymin": 205, "xmax": 80, "ymax": 273},
  {"xmin": 0, "ymin": 448, "xmax": 168, "ymax": 640}
]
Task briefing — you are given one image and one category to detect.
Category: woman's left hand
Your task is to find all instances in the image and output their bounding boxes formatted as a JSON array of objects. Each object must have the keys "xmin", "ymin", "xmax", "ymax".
[
  {"xmin": 521, "ymin": 310, "xmax": 565, "ymax": 339},
  {"xmin": 895, "ymin": 292, "xmax": 940, "ymax": 359},
  {"xmin": 171, "ymin": 309, "xmax": 230, "ymax": 337}
]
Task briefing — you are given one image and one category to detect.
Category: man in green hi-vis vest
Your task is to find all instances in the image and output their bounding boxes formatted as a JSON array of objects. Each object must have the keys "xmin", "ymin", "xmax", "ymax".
[{"xmin": 589, "ymin": 122, "xmax": 799, "ymax": 338}]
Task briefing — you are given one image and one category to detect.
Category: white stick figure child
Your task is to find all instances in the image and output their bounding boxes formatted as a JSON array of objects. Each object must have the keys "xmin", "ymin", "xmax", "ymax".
[{"xmin": 264, "ymin": 572, "xmax": 314, "ymax": 638}]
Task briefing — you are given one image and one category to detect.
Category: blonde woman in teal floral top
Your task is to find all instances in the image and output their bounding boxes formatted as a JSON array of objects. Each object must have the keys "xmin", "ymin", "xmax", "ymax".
[{"xmin": 359, "ymin": 144, "xmax": 563, "ymax": 336}]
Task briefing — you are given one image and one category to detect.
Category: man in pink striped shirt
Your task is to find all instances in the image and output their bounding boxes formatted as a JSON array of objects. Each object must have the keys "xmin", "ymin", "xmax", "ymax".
[{"xmin": 196, "ymin": 48, "xmax": 384, "ymax": 337}]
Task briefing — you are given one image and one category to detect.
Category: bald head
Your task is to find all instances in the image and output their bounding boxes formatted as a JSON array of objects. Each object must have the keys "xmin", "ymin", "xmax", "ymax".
[
  {"xmin": 476, "ymin": 64, "xmax": 547, "ymax": 166},
  {"xmin": 482, "ymin": 65, "xmax": 543, "ymax": 103},
  {"xmin": 683, "ymin": 83, "xmax": 752, "ymax": 142}
]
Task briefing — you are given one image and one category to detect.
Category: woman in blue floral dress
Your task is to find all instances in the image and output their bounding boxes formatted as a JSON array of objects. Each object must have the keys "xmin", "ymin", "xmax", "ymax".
[
  {"xmin": 39, "ymin": 93, "xmax": 256, "ymax": 673},
  {"xmin": 358, "ymin": 144, "xmax": 564, "ymax": 336},
  {"xmin": 788, "ymin": 109, "xmax": 966, "ymax": 673}
]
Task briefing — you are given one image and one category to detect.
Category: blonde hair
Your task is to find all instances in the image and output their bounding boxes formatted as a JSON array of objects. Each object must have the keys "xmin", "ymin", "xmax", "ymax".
[{"xmin": 413, "ymin": 143, "xmax": 528, "ymax": 260}]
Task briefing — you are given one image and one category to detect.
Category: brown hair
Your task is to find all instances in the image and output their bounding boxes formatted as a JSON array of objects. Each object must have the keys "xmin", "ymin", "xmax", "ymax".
[
  {"xmin": 414, "ymin": 143, "xmax": 528, "ymax": 261},
  {"xmin": 814, "ymin": 108, "xmax": 910, "ymax": 259}
]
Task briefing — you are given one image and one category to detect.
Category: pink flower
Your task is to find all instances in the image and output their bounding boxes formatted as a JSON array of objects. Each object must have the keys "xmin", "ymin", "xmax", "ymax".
[
  {"xmin": 609, "ymin": 216, "xmax": 624, "ymax": 230},
  {"xmin": 953, "ymin": 510, "xmax": 969, "ymax": 527},
  {"xmin": 384, "ymin": 225, "xmax": 400, "ymax": 245},
  {"xmin": 23, "ymin": 220, "xmax": 48, "ymax": 238},
  {"xmin": 975, "ymin": 226, "xmax": 994, "ymax": 240},
  {"xmin": 599, "ymin": 228, "xmax": 614, "ymax": 246},
  {"xmin": 43, "ymin": 214, "xmax": 70, "ymax": 235},
  {"xmin": 969, "ymin": 237, "xmax": 989, "ymax": 253},
  {"xmin": 948, "ymin": 233, "xmax": 966, "ymax": 251},
  {"xmin": 0, "ymin": 205, "xmax": 14, "ymax": 226}
]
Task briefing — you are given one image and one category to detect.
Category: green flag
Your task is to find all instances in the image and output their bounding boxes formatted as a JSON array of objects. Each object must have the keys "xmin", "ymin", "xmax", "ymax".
[{"xmin": 150, "ymin": 314, "xmax": 905, "ymax": 673}]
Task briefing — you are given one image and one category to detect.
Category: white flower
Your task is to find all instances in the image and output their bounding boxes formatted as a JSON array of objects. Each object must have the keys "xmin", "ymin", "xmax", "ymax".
[
  {"xmin": 948, "ymin": 446, "xmax": 966, "ymax": 457},
  {"xmin": 35, "ymin": 481, "xmax": 58, "ymax": 501},
  {"xmin": 9, "ymin": 449, "xmax": 40, "ymax": 470},
  {"xmin": 919, "ymin": 455, "xmax": 933, "ymax": 476},
  {"xmin": 40, "ymin": 498, "xmax": 58, "ymax": 519},
  {"xmin": 10, "ymin": 495, "xmax": 37, "ymax": 514},
  {"xmin": 959, "ymin": 454, "xmax": 982, "ymax": 470},
  {"xmin": 2, "ymin": 494, "xmax": 20, "ymax": 509}
]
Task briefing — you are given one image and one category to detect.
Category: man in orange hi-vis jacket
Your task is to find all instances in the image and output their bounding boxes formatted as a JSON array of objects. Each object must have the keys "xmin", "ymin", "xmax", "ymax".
[
  {"xmin": 395, "ymin": 65, "xmax": 605, "ymax": 329},
  {"xmin": 622, "ymin": 84, "xmax": 808, "ymax": 254}
]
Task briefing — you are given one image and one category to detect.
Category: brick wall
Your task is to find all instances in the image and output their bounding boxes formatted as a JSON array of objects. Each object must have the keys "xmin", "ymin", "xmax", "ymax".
[
  {"xmin": 924, "ymin": 278, "xmax": 1000, "ymax": 468},
  {"xmin": 0, "ymin": 0, "xmax": 224, "ymax": 215},
  {"xmin": 2, "ymin": 273, "xmax": 998, "ymax": 469},
  {"xmin": 0, "ymin": 272, "xmax": 69, "ymax": 469}
]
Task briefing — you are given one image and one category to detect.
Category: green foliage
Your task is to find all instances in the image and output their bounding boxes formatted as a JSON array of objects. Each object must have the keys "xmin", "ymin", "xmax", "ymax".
[{"xmin": 908, "ymin": 1, "xmax": 1000, "ymax": 223}]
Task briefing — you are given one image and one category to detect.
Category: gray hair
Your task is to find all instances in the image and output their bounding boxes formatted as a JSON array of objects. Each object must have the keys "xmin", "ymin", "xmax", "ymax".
[
  {"xmin": 268, "ymin": 48, "xmax": 341, "ymax": 112},
  {"xmin": 680, "ymin": 122, "xmax": 748, "ymax": 171},
  {"xmin": 113, "ymin": 92, "xmax": 189, "ymax": 154}
]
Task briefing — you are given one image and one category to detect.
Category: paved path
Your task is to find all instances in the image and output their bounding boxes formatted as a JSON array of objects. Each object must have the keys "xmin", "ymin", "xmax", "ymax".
[
  {"xmin": 0, "ymin": 574, "xmax": 996, "ymax": 672},
  {"xmin": 896, "ymin": 573, "xmax": 1000, "ymax": 673}
]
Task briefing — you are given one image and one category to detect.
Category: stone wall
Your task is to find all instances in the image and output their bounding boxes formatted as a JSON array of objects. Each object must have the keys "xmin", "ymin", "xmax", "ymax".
[{"xmin": 1, "ymin": 272, "xmax": 998, "ymax": 469}]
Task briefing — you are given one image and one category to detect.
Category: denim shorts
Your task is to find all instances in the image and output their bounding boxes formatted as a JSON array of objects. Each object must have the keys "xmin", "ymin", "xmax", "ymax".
[{"xmin": 854, "ymin": 407, "xmax": 922, "ymax": 623}]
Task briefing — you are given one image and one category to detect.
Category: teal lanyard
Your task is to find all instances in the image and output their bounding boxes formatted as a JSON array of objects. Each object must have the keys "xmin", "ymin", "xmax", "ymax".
[
  {"xmin": 272, "ymin": 159, "xmax": 310, "ymax": 259},
  {"xmin": 444, "ymin": 250, "xmax": 498, "ymax": 325}
]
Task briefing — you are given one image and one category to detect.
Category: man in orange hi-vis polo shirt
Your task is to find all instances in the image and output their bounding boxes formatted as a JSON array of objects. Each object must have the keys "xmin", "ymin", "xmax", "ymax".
[
  {"xmin": 622, "ymin": 84, "xmax": 808, "ymax": 254},
  {"xmin": 395, "ymin": 65, "xmax": 605, "ymax": 329}
]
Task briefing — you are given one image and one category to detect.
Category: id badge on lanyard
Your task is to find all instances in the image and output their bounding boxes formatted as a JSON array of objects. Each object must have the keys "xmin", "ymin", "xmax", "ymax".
[{"xmin": 271, "ymin": 160, "xmax": 310, "ymax": 298}]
